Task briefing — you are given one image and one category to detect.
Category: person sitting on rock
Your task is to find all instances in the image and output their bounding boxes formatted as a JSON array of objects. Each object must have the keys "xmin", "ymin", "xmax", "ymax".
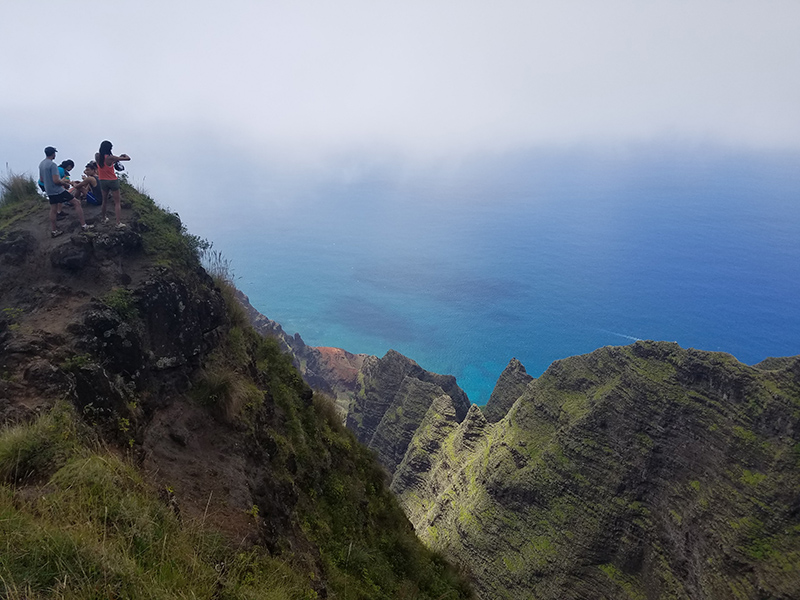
[
  {"xmin": 58, "ymin": 159, "xmax": 91, "ymax": 203},
  {"xmin": 81, "ymin": 161, "xmax": 102, "ymax": 205}
]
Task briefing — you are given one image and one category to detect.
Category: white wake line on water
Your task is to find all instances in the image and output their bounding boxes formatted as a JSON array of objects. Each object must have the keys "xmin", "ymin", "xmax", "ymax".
[{"xmin": 597, "ymin": 329, "xmax": 643, "ymax": 342}]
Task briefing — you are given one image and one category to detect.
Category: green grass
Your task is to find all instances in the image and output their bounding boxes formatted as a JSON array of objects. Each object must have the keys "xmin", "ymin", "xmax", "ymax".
[
  {"xmin": 0, "ymin": 172, "xmax": 41, "ymax": 230},
  {"xmin": 0, "ymin": 408, "xmax": 319, "ymax": 599},
  {"xmin": 121, "ymin": 181, "xmax": 209, "ymax": 269},
  {"xmin": 0, "ymin": 404, "xmax": 83, "ymax": 484}
]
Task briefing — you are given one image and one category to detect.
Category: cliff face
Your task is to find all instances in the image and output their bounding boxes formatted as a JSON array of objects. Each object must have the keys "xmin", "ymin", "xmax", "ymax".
[
  {"xmin": 238, "ymin": 288, "xmax": 370, "ymax": 415},
  {"xmin": 483, "ymin": 357, "xmax": 534, "ymax": 423},
  {"xmin": 0, "ymin": 183, "xmax": 473, "ymax": 599},
  {"xmin": 344, "ymin": 350, "xmax": 472, "ymax": 486},
  {"xmin": 391, "ymin": 342, "xmax": 800, "ymax": 599},
  {"xmin": 236, "ymin": 280, "xmax": 800, "ymax": 599}
]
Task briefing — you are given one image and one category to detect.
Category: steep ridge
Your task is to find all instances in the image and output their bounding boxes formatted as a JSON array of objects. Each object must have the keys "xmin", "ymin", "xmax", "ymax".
[
  {"xmin": 394, "ymin": 342, "xmax": 800, "ymax": 599},
  {"xmin": 234, "ymin": 261, "xmax": 800, "ymax": 599},
  {"xmin": 483, "ymin": 357, "xmax": 534, "ymax": 423},
  {"xmin": 0, "ymin": 179, "xmax": 473, "ymax": 599},
  {"xmin": 239, "ymin": 288, "xmax": 370, "ymax": 415}
]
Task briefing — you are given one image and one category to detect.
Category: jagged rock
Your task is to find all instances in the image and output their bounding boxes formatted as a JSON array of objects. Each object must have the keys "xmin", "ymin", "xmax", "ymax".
[
  {"xmin": 70, "ymin": 362, "xmax": 132, "ymax": 415},
  {"xmin": 346, "ymin": 350, "xmax": 471, "ymax": 454},
  {"xmin": 452, "ymin": 404, "xmax": 488, "ymax": 454},
  {"xmin": 91, "ymin": 228, "xmax": 142, "ymax": 259},
  {"xmin": 136, "ymin": 273, "xmax": 225, "ymax": 372},
  {"xmin": 50, "ymin": 236, "xmax": 92, "ymax": 270},
  {"xmin": 370, "ymin": 376, "xmax": 452, "ymax": 474},
  {"xmin": 391, "ymin": 392, "xmax": 465, "ymax": 504},
  {"xmin": 483, "ymin": 357, "xmax": 533, "ymax": 422},
  {"xmin": 0, "ymin": 230, "xmax": 35, "ymax": 266},
  {"xmin": 79, "ymin": 305, "xmax": 146, "ymax": 377}
]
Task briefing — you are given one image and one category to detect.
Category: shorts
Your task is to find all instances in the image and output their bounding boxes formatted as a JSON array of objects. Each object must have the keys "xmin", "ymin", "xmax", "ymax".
[
  {"xmin": 48, "ymin": 190, "xmax": 73, "ymax": 205},
  {"xmin": 100, "ymin": 179, "xmax": 120, "ymax": 192}
]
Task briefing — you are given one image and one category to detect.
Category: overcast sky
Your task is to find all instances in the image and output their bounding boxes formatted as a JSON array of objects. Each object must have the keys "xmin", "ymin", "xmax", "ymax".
[{"xmin": 2, "ymin": 0, "xmax": 799, "ymax": 173}]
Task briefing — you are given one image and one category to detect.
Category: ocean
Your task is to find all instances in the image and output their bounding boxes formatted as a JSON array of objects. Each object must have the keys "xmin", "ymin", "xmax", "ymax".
[{"xmin": 205, "ymin": 145, "xmax": 800, "ymax": 404}]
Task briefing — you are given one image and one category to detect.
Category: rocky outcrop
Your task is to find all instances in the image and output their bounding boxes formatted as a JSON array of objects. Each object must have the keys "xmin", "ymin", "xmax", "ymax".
[
  {"xmin": 482, "ymin": 357, "xmax": 533, "ymax": 422},
  {"xmin": 345, "ymin": 350, "xmax": 472, "ymax": 471}
]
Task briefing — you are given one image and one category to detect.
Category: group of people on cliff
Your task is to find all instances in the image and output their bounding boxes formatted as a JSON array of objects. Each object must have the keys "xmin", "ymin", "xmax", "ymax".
[{"xmin": 38, "ymin": 141, "xmax": 131, "ymax": 238}]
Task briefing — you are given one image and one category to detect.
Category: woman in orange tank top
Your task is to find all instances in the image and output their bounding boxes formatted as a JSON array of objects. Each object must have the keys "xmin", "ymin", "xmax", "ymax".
[{"xmin": 95, "ymin": 140, "xmax": 131, "ymax": 228}]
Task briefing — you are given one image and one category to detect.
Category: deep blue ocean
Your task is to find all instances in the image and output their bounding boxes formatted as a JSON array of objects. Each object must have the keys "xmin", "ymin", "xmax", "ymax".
[{"xmin": 207, "ymin": 146, "xmax": 800, "ymax": 404}]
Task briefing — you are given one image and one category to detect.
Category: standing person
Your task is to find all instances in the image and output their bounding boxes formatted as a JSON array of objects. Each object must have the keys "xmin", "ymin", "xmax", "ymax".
[
  {"xmin": 96, "ymin": 140, "xmax": 130, "ymax": 228},
  {"xmin": 38, "ymin": 146, "xmax": 91, "ymax": 238}
]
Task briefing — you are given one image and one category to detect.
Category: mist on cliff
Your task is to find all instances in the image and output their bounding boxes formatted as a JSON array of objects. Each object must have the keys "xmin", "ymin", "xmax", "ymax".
[
  {"xmin": 3, "ymin": 1, "xmax": 800, "ymax": 401},
  {"xmin": 2, "ymin": 0, "xmax": 799, "ymax": 167}
]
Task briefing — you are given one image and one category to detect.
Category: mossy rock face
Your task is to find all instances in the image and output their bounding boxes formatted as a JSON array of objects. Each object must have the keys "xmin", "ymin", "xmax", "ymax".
[
  {"xmin": 374, "ymin": 342, "xmax": 800, "ymax": 599},
  {"xmin": 344, "ymin": 349, "xmax": 471, "ymax": 455},
  {"xmin": 483, "ymin": 358, "xmax": 534, "ymax": 423}
]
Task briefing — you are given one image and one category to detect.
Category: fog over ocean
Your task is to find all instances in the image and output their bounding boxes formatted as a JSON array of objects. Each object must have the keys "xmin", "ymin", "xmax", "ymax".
[{"xmin": 198, "ymin": 145, "xmax": 800, "ymax": 403}]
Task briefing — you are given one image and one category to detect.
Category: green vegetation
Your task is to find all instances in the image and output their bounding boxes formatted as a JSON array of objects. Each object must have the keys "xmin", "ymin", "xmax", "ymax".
[
  {"xmin": 102, "ymin": 288, "xmax": 138, "ymax": 320},
  {"xmin": 184, "ymin": 270, "xmax": 473, "ymax": 599},
  {"xmin": 0, "ymin": 172, "xmax": 40, "ymax": 228},
  {"xmin": 59, "ymin": 354, "xmax": 93, "ymax": 372},
  {"xmin": 121, "ymin": 181, "xmax": 209, "ymax": 269},
  {"xmin": 0, "ymin": 403, "xmax": 82, "ymax": 484},
  {"xmin": 0, "ymin": 408, "xmax": 318, "ymax": 599},
  {"xmin": 393, "ymin": 341, "xmax": 800, "ymax": 599}
]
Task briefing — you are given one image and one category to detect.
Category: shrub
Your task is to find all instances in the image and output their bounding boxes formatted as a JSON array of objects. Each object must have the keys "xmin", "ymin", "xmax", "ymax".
[
  {"xmin": 0, "ymin": 172, "xmax": 38, "ymax": 207},
  {"xmin": 0, "ymin": 171, "xmax": 40, "ymax": 228},
  {"xmin": 193, "ymin": 365, "xmax": 263, "ymax": 421},
  {"xmin": 204, "ymin": 248, "xmax": 248, "ymax": 328},
  {"xmin": 0, "ymin": 404, "xmax": 82, "ymax": 484},
  {"xmin": 102, "ymin": 287, "xmax": 138, "ymax": 319}
]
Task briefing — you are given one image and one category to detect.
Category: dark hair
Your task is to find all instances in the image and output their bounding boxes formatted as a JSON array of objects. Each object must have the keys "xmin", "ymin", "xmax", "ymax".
[
  {"xmin": 98, "ymin": 140, "xmax": 113, "ymax": 167},
  {"xmin": 59, "ymin": 160, "xmax": 74, "ymax": 171},
  {"xmin": 85, "ymin": 161, "xmax": 97, "ymax": 170}
]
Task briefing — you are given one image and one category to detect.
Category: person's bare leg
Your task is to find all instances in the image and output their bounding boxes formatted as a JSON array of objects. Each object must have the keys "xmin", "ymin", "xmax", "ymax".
[
  {"xmin": 100, "ymin": 187, "xmax": 109, "ymax": 221},
  {"xmin": 49, "ymin": 204, "xmax": 58, "ymax": 232},
  {"xmin": 113, "ymin": 189, "xmax": 122, "ymax": 225},
  {"xmin": 71, "ymin": 197, "xmax": 86, "ymax": 227}
]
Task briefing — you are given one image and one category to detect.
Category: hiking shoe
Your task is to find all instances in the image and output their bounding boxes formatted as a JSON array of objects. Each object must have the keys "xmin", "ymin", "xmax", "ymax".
[
  {"xmin": 82, "ymin": 224, "xmax": 94, "ymax": 232},
  {"xmin": 115, "ymin": 223, "xmax": 127, "ymax": 230},
  {"xmin": 51, "ymin": 230, "xmax": 64, "ymax": 238},
  {"xmin": 56, "ymin": 211, "xmax": 66, "ymax": 220}
]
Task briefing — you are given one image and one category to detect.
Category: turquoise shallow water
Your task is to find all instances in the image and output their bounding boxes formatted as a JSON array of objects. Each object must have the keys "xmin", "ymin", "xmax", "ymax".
[{"xmin": 209, "ymin": 146, "xmax": 800, "ymax": 404}]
